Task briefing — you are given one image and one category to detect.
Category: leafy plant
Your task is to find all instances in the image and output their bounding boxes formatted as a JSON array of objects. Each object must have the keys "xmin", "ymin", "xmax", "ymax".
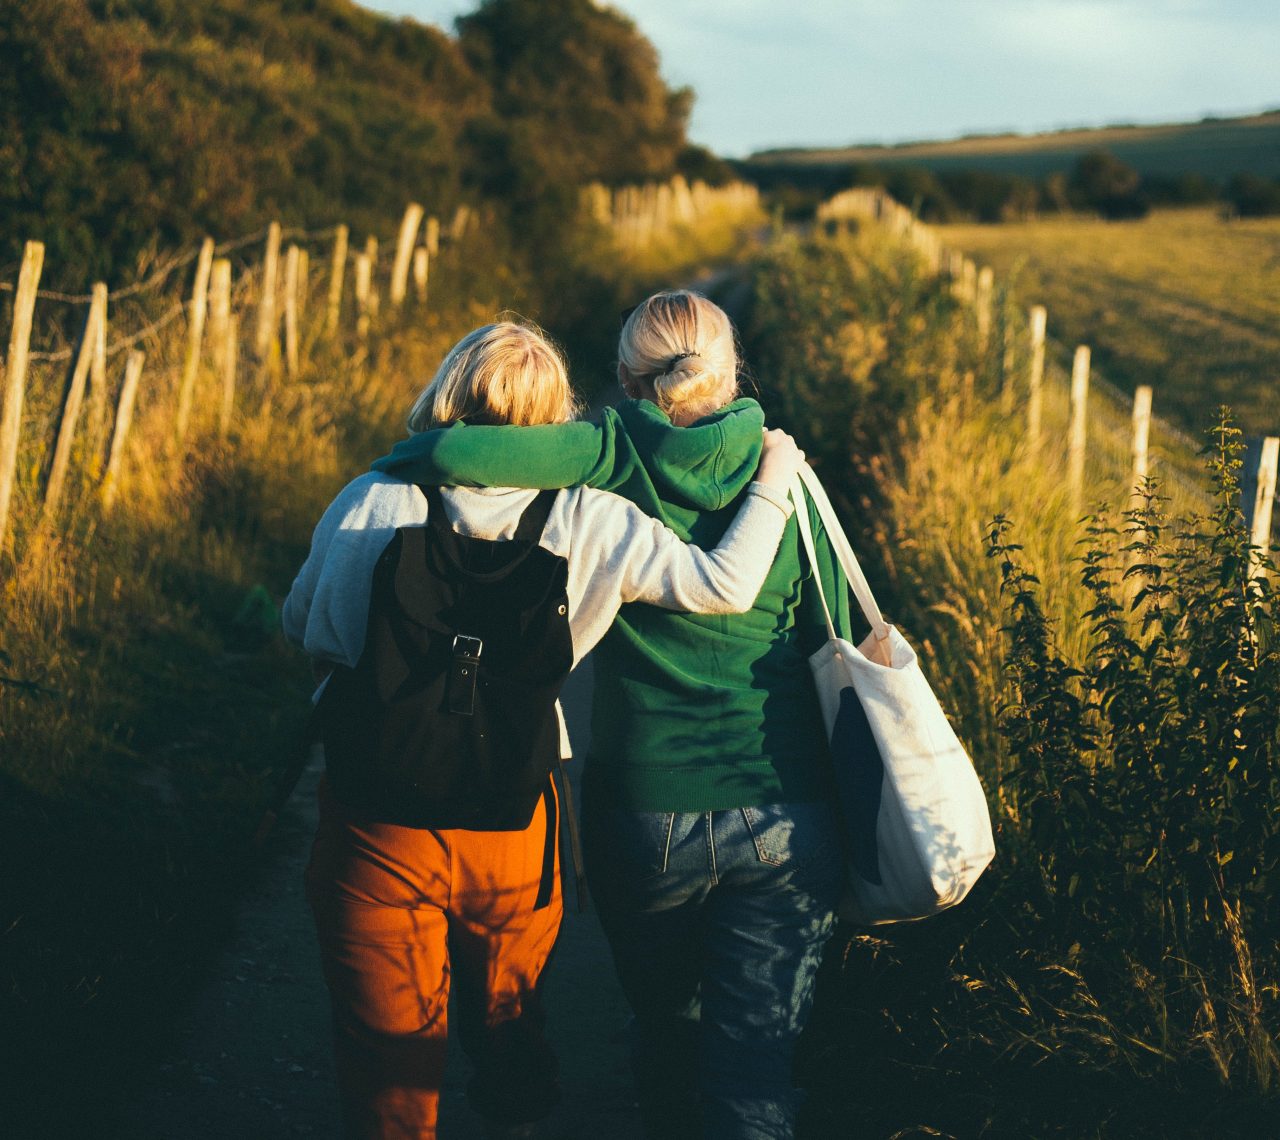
[{"xmin": 989, "ymin": 411, "xmax": 1280, "ymax": 1089}]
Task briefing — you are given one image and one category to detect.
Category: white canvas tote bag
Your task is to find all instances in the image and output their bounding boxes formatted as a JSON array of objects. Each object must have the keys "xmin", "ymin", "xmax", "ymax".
[{"xmin": 790, "ymin": 465, "xmax": 994, "ymax": 924}]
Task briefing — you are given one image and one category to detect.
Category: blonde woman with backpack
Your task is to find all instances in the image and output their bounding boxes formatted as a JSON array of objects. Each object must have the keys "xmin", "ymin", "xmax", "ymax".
[
  {"xmin": 283, "ymin": 319, "xmax": 807, "ymax": 1140},
  {"xmin": 375, "ymin": 293, "xmax": 853, "ymax": 1140}
]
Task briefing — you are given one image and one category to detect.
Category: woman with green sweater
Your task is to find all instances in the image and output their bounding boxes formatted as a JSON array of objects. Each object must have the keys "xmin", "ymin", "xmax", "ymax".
[{"xmin": 372, "ymin": 292, "xmax": 852, "ymax": 1140}]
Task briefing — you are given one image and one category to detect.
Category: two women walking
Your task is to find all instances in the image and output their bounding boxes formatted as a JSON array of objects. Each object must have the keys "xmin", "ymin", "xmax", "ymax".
[{"xmin": 284, "ymin": 291, "xmax": 853, "ymax": 1140}]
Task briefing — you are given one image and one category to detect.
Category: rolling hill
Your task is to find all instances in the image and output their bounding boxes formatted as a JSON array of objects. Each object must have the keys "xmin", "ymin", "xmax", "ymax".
[{"xmin": 747, "ymin": 111, "xmax": 1280, "ymax": 181}]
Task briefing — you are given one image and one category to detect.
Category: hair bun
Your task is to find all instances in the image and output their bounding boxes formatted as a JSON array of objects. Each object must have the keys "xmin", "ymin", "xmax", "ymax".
[
  {"xmin": 618, "ymin": 290, "xmax": 738, "ymax": 420},
  {"xmin": 664, "ymin": 352, "xmax": 704, "ymax": 374}
]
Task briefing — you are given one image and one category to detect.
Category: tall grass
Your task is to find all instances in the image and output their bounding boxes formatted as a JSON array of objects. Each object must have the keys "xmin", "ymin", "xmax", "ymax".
[{"xmin": 743, "ymin": 224, "xmax": 1279, "ymax": 1138}]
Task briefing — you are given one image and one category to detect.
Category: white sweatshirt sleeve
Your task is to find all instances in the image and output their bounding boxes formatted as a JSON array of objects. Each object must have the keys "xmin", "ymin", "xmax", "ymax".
[
  {"xmin": 545, "ymin": 481, "xmax": 794, "ymax": 666},
  {"xmin": 281, "ymin": 473, "xmax": 429, "ymax": 669}
]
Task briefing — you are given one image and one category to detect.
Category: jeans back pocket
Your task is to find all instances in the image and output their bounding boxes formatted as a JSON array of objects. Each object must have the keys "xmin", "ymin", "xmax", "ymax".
[{"xmin": 742, "ymin": 802, "xmax": 836, "ymax": 873}]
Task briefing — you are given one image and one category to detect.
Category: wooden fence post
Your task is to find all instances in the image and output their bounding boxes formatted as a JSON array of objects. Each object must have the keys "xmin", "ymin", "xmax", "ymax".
[
  {"xmin": 976, "ymin": 266, "xmax": 993, "ymax": 352},
  {"xmin": 425, "ymin": 216, "xmax": 439, "ymax": 257},
  {"xmin": 209, "ymin": 259, "xmax": 231, "ymax": 375},
  {"xmin": 86, "ymin": 283, "xmax": 109, "ymax": 467},
  {"xmin": 1131, "ymin": 385, "xmax": 1153, "ymax": 503},
  {"xmin": 391, "ymin": 203, "xmax": 424, "ymax": 306},
  {"xmin": 103, "ymin": 350, "xmax": 144, "ymax": 510},
  {"xmin": 1027, "ymin": 305, "xmax": 1047, "ymax": 442},
  {"xmin": 176, "ymin": 236, "xmax": 215, "ymax": 440},
  {"xmin": 43, "ymin": 293, "xmax": 105, "ymax": 521},
  {"xmin": 327, "ymin": 224, "xmax": 349, "ymax": 336},
  {"xmin": 284, "ymin": 244, "xmax": 300, "ymax": 377},
  {"xmin": 1250, "ymin": 437, "xmax": 1280, "ymax": 578},
  {"xmin": 413, "ymin": 247, "xmax": 429, "ymax": 303},
  {"xmin": 255, "ymin": 221, "xmax": 281, "ymax": 359},
  {"xmin": 220, "ymin": 315, "xmax": 238, "ymax": 437},
  {"xmin": 365, "ymin": 235, "xmax": 378, "ymax": 268},
  {"xmin": 1068, "ymin": 345, "xmax": 1091, "ymax": 510},
  {"xmin": 961, "ymin": 259, "xmax": 976, "ymax": 305},
  {"xmin": 297, "ymin": 248, "xmax": 309, "ymax": 319},
  {"xmin": 355, "ymin": 253, "xmax": 372, "ymax": 340},
  {"xmin": 451, "ymin": 206, "xmax": 471, "ymax": 243},
  {"xmin": 0, "ymin": 240, "xmax": 44, "ymax": 549}
]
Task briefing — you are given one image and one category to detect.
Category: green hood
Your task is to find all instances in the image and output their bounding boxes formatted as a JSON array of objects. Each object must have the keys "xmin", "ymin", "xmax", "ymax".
[{"xmin": 607, "ymin": 398, "xmax": 763, "ymax": 512}]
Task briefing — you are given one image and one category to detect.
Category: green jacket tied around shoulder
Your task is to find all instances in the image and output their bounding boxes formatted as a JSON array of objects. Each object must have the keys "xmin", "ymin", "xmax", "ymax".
[{"xmin": 372, "ymin": 397, "xmax": 854, "ymax": 813}]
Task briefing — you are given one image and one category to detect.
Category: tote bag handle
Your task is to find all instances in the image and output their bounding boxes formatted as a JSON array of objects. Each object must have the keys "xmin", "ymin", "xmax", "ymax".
[{"xmin": 789, "ymin": 467, "xmax": 892, "ymax": 650}]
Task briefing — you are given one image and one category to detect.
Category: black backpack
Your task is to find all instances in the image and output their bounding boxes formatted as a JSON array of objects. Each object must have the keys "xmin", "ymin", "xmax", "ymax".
[{"xmin": 320, "ymin": 486, "xmax": 573, "ymax": 834}]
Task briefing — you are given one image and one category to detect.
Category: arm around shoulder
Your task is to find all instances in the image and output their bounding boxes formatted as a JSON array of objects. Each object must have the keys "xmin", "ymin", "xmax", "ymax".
[
  {"xmin": 575, "ymin": 480, "xmax": 792, "ymax": 616},
  {"xmin": 370, "ymin": 419, "xmax": 612, "ymax": 489}
]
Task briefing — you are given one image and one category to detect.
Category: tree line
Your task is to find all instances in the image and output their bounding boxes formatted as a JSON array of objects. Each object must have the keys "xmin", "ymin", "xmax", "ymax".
[
  {"xmin": 0, "ymin": 0, "xmax": 727, "ymax": 291},
  {"xmin": 741, "ymin": 150, "xmax": 1280, "ymax": 224}
]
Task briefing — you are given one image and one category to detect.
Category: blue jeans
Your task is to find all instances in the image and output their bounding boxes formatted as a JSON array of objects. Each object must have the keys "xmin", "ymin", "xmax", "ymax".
[{"xmin": 582, "ymin": 798, "xmax": 842, "ymax": 1140}]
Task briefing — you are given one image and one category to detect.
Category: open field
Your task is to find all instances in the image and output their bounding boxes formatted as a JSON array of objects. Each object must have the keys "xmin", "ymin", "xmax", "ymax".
[
  {"xmin": 751, "ymin": 110, "xmax": 1280, "ymax": 180},
  {"xmin": 941, "ymin": 207, "xmax": 1280, "ymax": 435}
]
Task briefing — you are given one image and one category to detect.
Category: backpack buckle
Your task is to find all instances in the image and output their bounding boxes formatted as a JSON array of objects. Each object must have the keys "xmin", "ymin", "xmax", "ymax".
[
  {"xmin": 448, "ymin": 634, "xmax": 483, "ymax": 716},
  {"xmin": 452, "ymin": 634, "xmax": 483, "ymax": 659}
]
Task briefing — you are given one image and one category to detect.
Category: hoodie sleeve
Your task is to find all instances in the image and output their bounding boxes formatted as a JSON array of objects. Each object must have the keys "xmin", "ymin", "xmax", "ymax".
[
  {"xmin": 546, "ymin": 482, "xmax": 794, "ymax": 665},
  {"xmin": 281, "ymin": 474, "xmax": 429, "ymax": 669},
  {"xmin": 370, "ymin": 414, "xmax": 638, "ymax": 491}
]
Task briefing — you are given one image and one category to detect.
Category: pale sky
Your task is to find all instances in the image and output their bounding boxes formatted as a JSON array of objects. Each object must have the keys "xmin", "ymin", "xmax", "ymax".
[{"xmin": 364, "ymin": 1, "xmax": 1280, "ymax": 157}]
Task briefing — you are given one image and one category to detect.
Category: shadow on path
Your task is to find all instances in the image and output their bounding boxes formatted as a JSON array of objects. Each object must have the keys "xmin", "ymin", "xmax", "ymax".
[{"xmin": 128, "ymin": 658, "xmax": 643, "ymax": 1139}]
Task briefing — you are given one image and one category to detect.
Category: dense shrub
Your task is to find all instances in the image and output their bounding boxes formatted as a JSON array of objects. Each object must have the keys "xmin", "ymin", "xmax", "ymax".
[
  {"xmin": 676, "ymin": 143, "xmax": 737, "ymax": 188},
  {"xmin": 1143, "ymin": 171, "xmax": 1220, "ymax": 206},
  {"xmin": 458, "ymin": 0, "xmax": 690, "ymax": 204},
  {"xmin": 938, "ymin": 168, "xmax": 1040, "ymax": 222},
  {"xmin": 1225, "ymin": 173, "xmax": 1280, "ymax": 218},
  {"xmin": 1071, "ymin": 149, "xmax": 1150, "ymax": 219},
  {"xmin": 992, "ymin": 426, "xmax": 1280, "ymax": 1026},
  {"xmin": 743, "ymin": 228, "xmax": 964, "ymax": 470},
  {"xmin": 0, "ymin": 0, "xmax": 693, "ymax": 288}
]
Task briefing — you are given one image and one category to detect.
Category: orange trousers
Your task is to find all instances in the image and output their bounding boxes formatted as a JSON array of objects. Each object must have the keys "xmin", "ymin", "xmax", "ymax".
[{"xmin": 305, "ymin": 775, "xmax": 563, "ymax": 1139}]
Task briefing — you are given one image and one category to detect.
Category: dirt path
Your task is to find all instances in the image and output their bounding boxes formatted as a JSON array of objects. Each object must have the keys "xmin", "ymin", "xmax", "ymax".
[{"xmin": 128, "ymin": 659, "xmax": 644, "ymax": 1139}]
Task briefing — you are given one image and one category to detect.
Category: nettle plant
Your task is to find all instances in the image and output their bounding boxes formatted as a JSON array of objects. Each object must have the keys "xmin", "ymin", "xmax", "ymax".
[{"xmin": 988, "ymin": 414, "xmax": 1280, "ymax": 1087}]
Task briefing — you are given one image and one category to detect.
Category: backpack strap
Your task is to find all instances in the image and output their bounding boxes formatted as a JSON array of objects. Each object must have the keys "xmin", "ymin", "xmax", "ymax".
[
  {"xmin": 533, "ymin": 779, "xmax": 557, "ymax": 910},
  {"xmin": 513, "ymin": 488, "xmax": 558, "ymax": 541}
]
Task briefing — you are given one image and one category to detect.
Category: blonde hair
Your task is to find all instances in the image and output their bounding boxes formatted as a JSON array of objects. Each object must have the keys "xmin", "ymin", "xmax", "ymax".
[
  {"xmin": 619, "ymin": 291, "xmax": 738, "ymax": 421},
  {"xmin": 407, "ymin": 321, "xmax": 577, "ymax": 433}
]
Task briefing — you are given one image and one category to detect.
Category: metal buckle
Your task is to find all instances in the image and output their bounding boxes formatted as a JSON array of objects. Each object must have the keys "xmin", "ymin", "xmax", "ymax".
[{"xmin": 452, "ymin": 634, "xmax": 483, "ymax": 658}]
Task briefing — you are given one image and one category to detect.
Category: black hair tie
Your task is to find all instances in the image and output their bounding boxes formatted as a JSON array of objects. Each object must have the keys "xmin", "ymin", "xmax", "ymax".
[{"xmin": 663, "ymin": 352, "xmax": 697, "ymax": 374}]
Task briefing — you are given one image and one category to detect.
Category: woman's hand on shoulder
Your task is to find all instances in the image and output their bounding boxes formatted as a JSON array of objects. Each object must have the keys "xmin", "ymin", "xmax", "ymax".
[{"xmin": 755, "ymin": 427, "xmax": 806, "ymax": 489}]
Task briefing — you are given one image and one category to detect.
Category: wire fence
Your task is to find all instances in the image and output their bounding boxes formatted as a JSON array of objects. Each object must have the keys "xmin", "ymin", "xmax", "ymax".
[
  {"xmin": 0, "ymin": 205, "xmax": 451, "ymax": 548},
  {"xmin": 817, "ymin": 186, "xmax": 1274, "ymax": 529},
  {"xmin": 0, "ymin": 225, "xmax": 341, "ymax": 305}
]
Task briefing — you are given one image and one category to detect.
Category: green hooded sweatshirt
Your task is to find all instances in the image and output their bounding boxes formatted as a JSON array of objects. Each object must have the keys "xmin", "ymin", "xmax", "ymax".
[{"xmin": 371, "ymin": 397, "xmax": 854, "ymax": 812}]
